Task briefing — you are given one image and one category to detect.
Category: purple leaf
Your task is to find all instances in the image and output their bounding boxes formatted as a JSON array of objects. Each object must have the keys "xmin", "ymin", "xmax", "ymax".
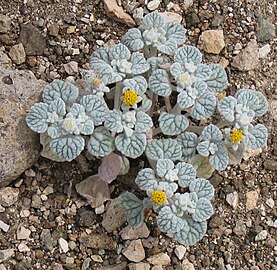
[
  {"xmin": 98, "ymin": 153, "xmax": 123, "ymax": 183},
  {"xmin": 76, "ymin": 174, "xmax": 110, "ymax": 208}
]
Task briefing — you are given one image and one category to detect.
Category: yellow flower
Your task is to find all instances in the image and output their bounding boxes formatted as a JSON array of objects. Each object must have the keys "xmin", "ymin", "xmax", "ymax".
[
  {"xmin": 122, "ymin": 89, "xmax": 139, "ymax": 106},
  {"xmin": 217, "ymin": 91, "xmax": 226, "ymax": 100},
  {"xmin": 151, "ymin": 190, "xmax": 167, "ymax": 205},
  {"xmin": 92, "ymin": 78, "xmax": 102, "ymax": 88},
  {"xmin": 230, "ymin": 129, "xmax": 243, "ymax": 144}
]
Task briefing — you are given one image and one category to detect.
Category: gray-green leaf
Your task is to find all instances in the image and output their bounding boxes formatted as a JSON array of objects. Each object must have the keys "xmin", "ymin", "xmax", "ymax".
[
  {"xmin": 159, "ymin": 112, "xmax": 189, "ymax": 136},
  {"xmin": 87, "ymin": 127, "xmax": 115, "ymax": 157}
]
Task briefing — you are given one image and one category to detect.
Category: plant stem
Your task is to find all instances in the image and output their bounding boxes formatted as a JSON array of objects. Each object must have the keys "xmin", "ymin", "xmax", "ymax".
[
  {"xmin": 164, "ymin": 96, "xmax": 172, "ymax": 112},
  {"xmin": 148, "ymin": 93, "xmax": 157, "ymax": 117},
  {"xmin": 186, "ymin": 125, "xmax": 204, "ymax": 135},
  {"xmin": 216, "ymin": 120, "xmax": 233, "ymax": 128},
  {"xmin": 153, "ymin": 127, "xmax": 161, "ymax": 136},
  {"xmin": 114, "ymin": 82, "xmax": 122, "ymax": 110},
  {"xmin": 170, "ymin": 103, "xmax": 182, "ymax": 114}
]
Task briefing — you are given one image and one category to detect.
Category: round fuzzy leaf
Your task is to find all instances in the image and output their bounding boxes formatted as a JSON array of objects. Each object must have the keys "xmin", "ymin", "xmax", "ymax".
[
  {"xmin": 109, "ymin": 44, "xmax": 131, "ymax": 61},
  {"xmin": 47, "ymin": 124, "xmax": 62, "ymax": 139},
  {"xmin": 98, "ymin": 64, "xmax": 122, "ymax": 85},
  {"xmin": 123, "ymin": 76, "xmax": 147, "ymax": 95},
  {"xmin": 79, "ymin": 119, "xmax": 94, "ymax": 135},
  {"xmin": 246, "ymin": 124, "xmax": 268, "ymax": 149},
  {"xmin": 204, "ymin": 64, "xmax": 228, "ymax": 93},
  {"xmin": 122, "ymin": 28, "xmax": 144, "ymax": 51},
  {"xmin": 26, "ymin": 102, "xmax": 49, "ymax": 133},
  {"xmin": 174, "ymin": 45, "xmax": 202, "ymax": 65},
  {"xmin": 159, "ymin": 112, "xmax": 189, "ymax": 136},
  {"xmin": 104, "ymin": 110, "xmax": 123, "ymax": 133},
  {"xmin": 130, "ymin": 52, "xmax": 150, "ymax": 75},
  {"xmin": 193, "ymin": 81, "xmax": 207, "ymax": 96},
  {"xmin": 142, "ymin": 12, "xmax": 165, "ymax": 29},
  {"xmin": 176, "ymin": 162, "xmax": 197, "ymax": 187},
  {"xmin": 177, "ymin": 91, "xmax": 196, "ymax": 109},
  {"xmin": 170, "ymin": 62, "xmax": 184, "ymax": 78},
  {"xmin": 177, "ymin": 132, "xmax": 198, "ymax": 160},
  {"xmin": 165, "ymin": 22, "xmax": 186, "ymax": 45},
  {"xmin": 135, "ymin": 168, "xmax": 157, "ymax": 191},
  {"xmin": 209, "ymin": 150, "xmax": 229, "ymax": 171},
  {"xmin": 139, "ymin": 97, "xmax": 152, "ymax": 112},
  {"xmin": 50, "ymin": 135, "xmax": 85, "ymax": 162},
  {"xmin": 135, "ymin": 111, "xmax": 153, "ymax": 133},
  {"xmin": 196, "ymin": 141, "xmax": 210, "ymax": 157},
  {"xmin": 189, "ymin": 178, "xmax": 214, "ymax": 200},
  {"xmin": 80, "ymin": 95, "xmax": 108, "ymax": 126},
  {"xmin": 40, "ymin": 133, "xmax": 66, "ymax": 162},
  {"xmin": 192, "ymin": 198, "xmax": 213, "ymax": 222},
  {"xmin": 202, "ymin": 124, "xmax": 222, "ymax": 141},
  {"xmin": 90, "ymin": 47, "xmax": 111, "ymax": 68},
  {"xmin": 157, "ymin": 39, "xmax": 177, "ymax": 55},
  {"xmin": 235, "ymin": 89, "xmax": 268, "ymax": 117},
  {"xmin": 175, "ymin": 218, "xmax": 207, "ymax": 246},
  {"xmin": 190, "ymin": 92, "xmax": 217, "ymax": 120},
  {"xmin": 146, "ymin": 139, "xmax": 182, "ymax": 161},
  {"xmin": 156, "ymin": 159, "xmax": 175, "ymax": 178},
  {"xmin": 69, "ymin": 103, "xmax": 85, "ymax": 117},
  {"xmin": 217, "ymin": 96, "xmax": 237, "ymax": 122},
  {"xmin": 149, "ymin": 69, "xmax": 172, "ymax": 97},
  {"xmin": 157, "ymin": 206, "xmax": 185, "ymax": 234},
  {"xmin": 251, "ymin": 91, "xmax": 268, "ymax": 117},
  {"xmin": 48, "ymin": 98, "xmax": 66, "ymax": 116},
  {"xmin": 42, "ymin": 80, "xmax": 79, "ymax": 104},
  {"xmin": 119, "ymin": 192, "xmax": 144, "ymax": 228},
  {"xmin": 115, "ymin": 133, "xmax": 146, "ymax": 159},
  {"xmin": 194, "ymin": 64, "xmax": 212, "ymax": 80},
  {"xmin": 87, "ymin": 127, "xmax": 115, "ymax": 157},
  {"xmin": 191, "ymin": 155, "xmax": 215, "ymax": 179},
  {"xmin": 98, "ymin": 153, "xmax": 123, "ymax": 183}
]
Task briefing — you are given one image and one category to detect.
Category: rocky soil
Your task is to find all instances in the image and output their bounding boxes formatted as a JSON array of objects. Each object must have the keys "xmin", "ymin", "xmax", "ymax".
[{"xmin": 0, "ymin": 0, "xmax": 276, "ymax": 269}]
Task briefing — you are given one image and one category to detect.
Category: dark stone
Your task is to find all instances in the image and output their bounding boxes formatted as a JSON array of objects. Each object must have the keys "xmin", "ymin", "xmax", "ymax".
[
  {"xmin": 211, "ymin": 15, "xmax": 224, "ymax": 27},
  {"xmin": 209, "ymin": 215, "xmax": 224, "ymax": 228},
  {"xmin": 256, "ymin": 17, "xmax": 276, "ymax": 42},
  {"xmin": 264, "ymin": 160, "xmax": 277, "ymax": 170},
  {"xmin": 78, "ymin": 210, "xmax": 96, "ymax": 227},
  {"xmin": 18, "ymin": 23, "xmax": 46, "ymax": 55},
  {"xmin": 186, "ymin": 13, "xmax": 200, "ymax": 28}
]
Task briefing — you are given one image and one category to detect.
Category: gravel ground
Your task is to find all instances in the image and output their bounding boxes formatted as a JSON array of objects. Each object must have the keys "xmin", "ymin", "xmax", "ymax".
[{"xmin": 0, "ymin": 0, "xmax": 276, "ymax": 269}]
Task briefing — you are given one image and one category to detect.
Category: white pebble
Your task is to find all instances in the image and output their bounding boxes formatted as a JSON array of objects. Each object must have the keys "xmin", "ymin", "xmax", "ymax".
[
  {"xmin": 255, "ymin": 230, "xmax": 268, "ymax": 241},
  {"xmin": 0, "ymin": 220, "xmax": 10, "ymax": 232}
]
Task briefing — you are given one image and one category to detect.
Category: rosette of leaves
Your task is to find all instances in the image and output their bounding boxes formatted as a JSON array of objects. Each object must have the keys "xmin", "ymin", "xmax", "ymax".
[
  {"xmin": 216, "ymin": 89, "xmax": 268, "ymax": 163},
  {"xmin": 80, "ymin": 69, "xmax": 110, "ymax": 97},
  {"xmin": 122, "ymin": 12, "xmax": 186, "ymax": 55},
  {"xmin": 119, "ymin": 159, "xmax": 214, "ymax": 245},
  {"xmin": 121, "ymin": 76, "xmax": 152, "ymax": 112},
  {"xmin": 26, "ymin": 80, "xmax": 108, "ymax": 161},
  {"xmin": 89, "ymin": 43, "xmax": 150, "ymax": 85},
  {"xmin": 196, "ymin": 124, "xmax": 229, "ymax": 171},
  {"xmin": 148, "ymin": 45, "xmax": 228, "ymax": 121},
  {"xmin": 104, "ymin": 109, "xmax": 153, "ymax": 159}
]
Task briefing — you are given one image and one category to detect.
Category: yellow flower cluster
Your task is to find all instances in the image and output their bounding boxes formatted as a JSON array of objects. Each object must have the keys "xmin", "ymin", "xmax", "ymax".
[
  {"xmin": 122, "ymin": 89, "xmax": 139, "ymax": 106},
  {"xmin": 151, "ymin": 190, "xmax": 167, "ymax": 205},
  {"xmin": 230, "ymin": 129, "xmax": 243, "ymax": 144}
]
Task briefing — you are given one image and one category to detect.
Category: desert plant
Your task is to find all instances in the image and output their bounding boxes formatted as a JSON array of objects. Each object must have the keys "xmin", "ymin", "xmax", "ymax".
[{"xmin": 26, "ymin": 12, "xmax": 268, "ymax": 245}]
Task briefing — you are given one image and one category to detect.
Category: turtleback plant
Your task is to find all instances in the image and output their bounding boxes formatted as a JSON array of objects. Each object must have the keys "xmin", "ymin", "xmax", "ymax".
[{"xmin": 26, "ymin": 12, "xmax": 269, "ymax": 246}]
